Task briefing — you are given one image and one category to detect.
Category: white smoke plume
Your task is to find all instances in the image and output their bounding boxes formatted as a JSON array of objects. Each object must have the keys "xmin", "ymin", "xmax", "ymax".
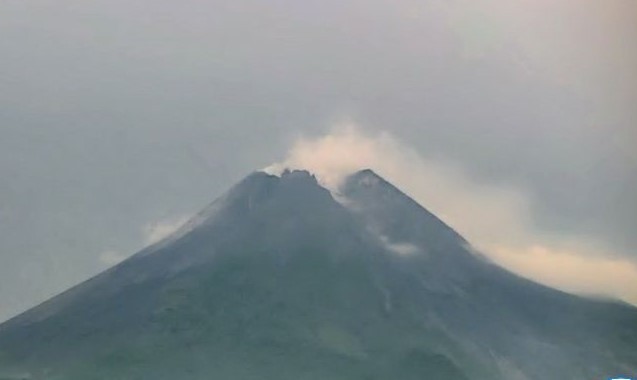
[{"xmin": 266, "ymin": 123, "xmax": 637, "ymax": 305}]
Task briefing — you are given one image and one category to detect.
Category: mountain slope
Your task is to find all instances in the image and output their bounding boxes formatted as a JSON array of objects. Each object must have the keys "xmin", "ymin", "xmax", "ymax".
[
  {"xmin": 341, "ymin": 169, "xmax": 637, "ymax": 379},
  {"xmin": 0, "ymin": 169, "xmax": 635, "ymax": 380}
]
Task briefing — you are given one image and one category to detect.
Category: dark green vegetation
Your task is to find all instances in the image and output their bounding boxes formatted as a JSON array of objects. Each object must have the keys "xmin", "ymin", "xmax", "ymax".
[{"xmin": 0, "ymin": 169, "xmax": 636, "ymax": 379}]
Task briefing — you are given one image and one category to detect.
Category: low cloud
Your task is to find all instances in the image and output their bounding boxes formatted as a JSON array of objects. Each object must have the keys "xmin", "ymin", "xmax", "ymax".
[
  {"xmin": 268, "ymin": 124, "xmax": 637, "ymax": 305},
  {"xmin": 98, "ymin": 250, "xmax": 127, "ymax": 266},
  {"xmin": 380, "ymin": 236, "xmax": 420, "ymax": 256},
  {"xmin": 143, "ymin": 216, "xmax": 189, "ymax": 246},
  {"xmin": 97, "ymin": 216, "xmax": 190, "ymax": 267},
  {"xmin": 490, "ymin": 245, "xmax": 637, "ymax": 304}
]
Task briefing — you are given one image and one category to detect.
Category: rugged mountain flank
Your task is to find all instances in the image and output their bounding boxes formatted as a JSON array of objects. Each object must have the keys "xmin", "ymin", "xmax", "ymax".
[{"xmin": 0, "ymin": 169, "xmax": 635, "ymax": 380}]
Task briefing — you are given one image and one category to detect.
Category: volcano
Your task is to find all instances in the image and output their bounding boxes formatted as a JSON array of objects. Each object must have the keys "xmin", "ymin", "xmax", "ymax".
[{"xmin": 0, "ymin": 169, "xmax": 636, "ymax": 379}]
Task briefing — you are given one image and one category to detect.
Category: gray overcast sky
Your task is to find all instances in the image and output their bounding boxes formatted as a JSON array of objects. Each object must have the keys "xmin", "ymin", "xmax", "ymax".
[{"xmin": 1, "ymin": 0, "xmax": 636, "ymax": 322}]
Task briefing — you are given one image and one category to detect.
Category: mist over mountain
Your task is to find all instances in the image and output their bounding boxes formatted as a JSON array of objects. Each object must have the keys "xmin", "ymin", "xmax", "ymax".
[{"xmin": 0, "ymin": 169, "xmax": 635, "ymax": 380}]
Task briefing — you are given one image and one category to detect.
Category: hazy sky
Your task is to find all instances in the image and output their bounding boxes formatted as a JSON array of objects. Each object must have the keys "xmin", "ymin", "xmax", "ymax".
[{"xmin": 1, "ymin": 0, "xmax": 636, "ymax": 322}]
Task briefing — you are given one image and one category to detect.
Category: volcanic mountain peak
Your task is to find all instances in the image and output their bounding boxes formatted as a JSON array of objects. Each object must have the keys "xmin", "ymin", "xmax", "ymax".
[
  {"xmin": 0, "ymin": 168, "xmax": 636, "ymax": 380},
  {"xmin": 346, "ymin": 168, "xmax": 384, "ymax": 186}
]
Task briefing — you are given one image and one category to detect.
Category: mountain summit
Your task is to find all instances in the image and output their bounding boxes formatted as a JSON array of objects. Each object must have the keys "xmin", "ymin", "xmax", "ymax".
[{"xmin": 1, "ymin": 169, "xmax": 636, "ymax": 379}]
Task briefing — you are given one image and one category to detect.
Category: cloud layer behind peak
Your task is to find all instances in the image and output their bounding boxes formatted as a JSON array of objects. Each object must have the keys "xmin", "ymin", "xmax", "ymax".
[{"xmin": 268, "ymin": 125, "xmax": 637, "ymax": 305}]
